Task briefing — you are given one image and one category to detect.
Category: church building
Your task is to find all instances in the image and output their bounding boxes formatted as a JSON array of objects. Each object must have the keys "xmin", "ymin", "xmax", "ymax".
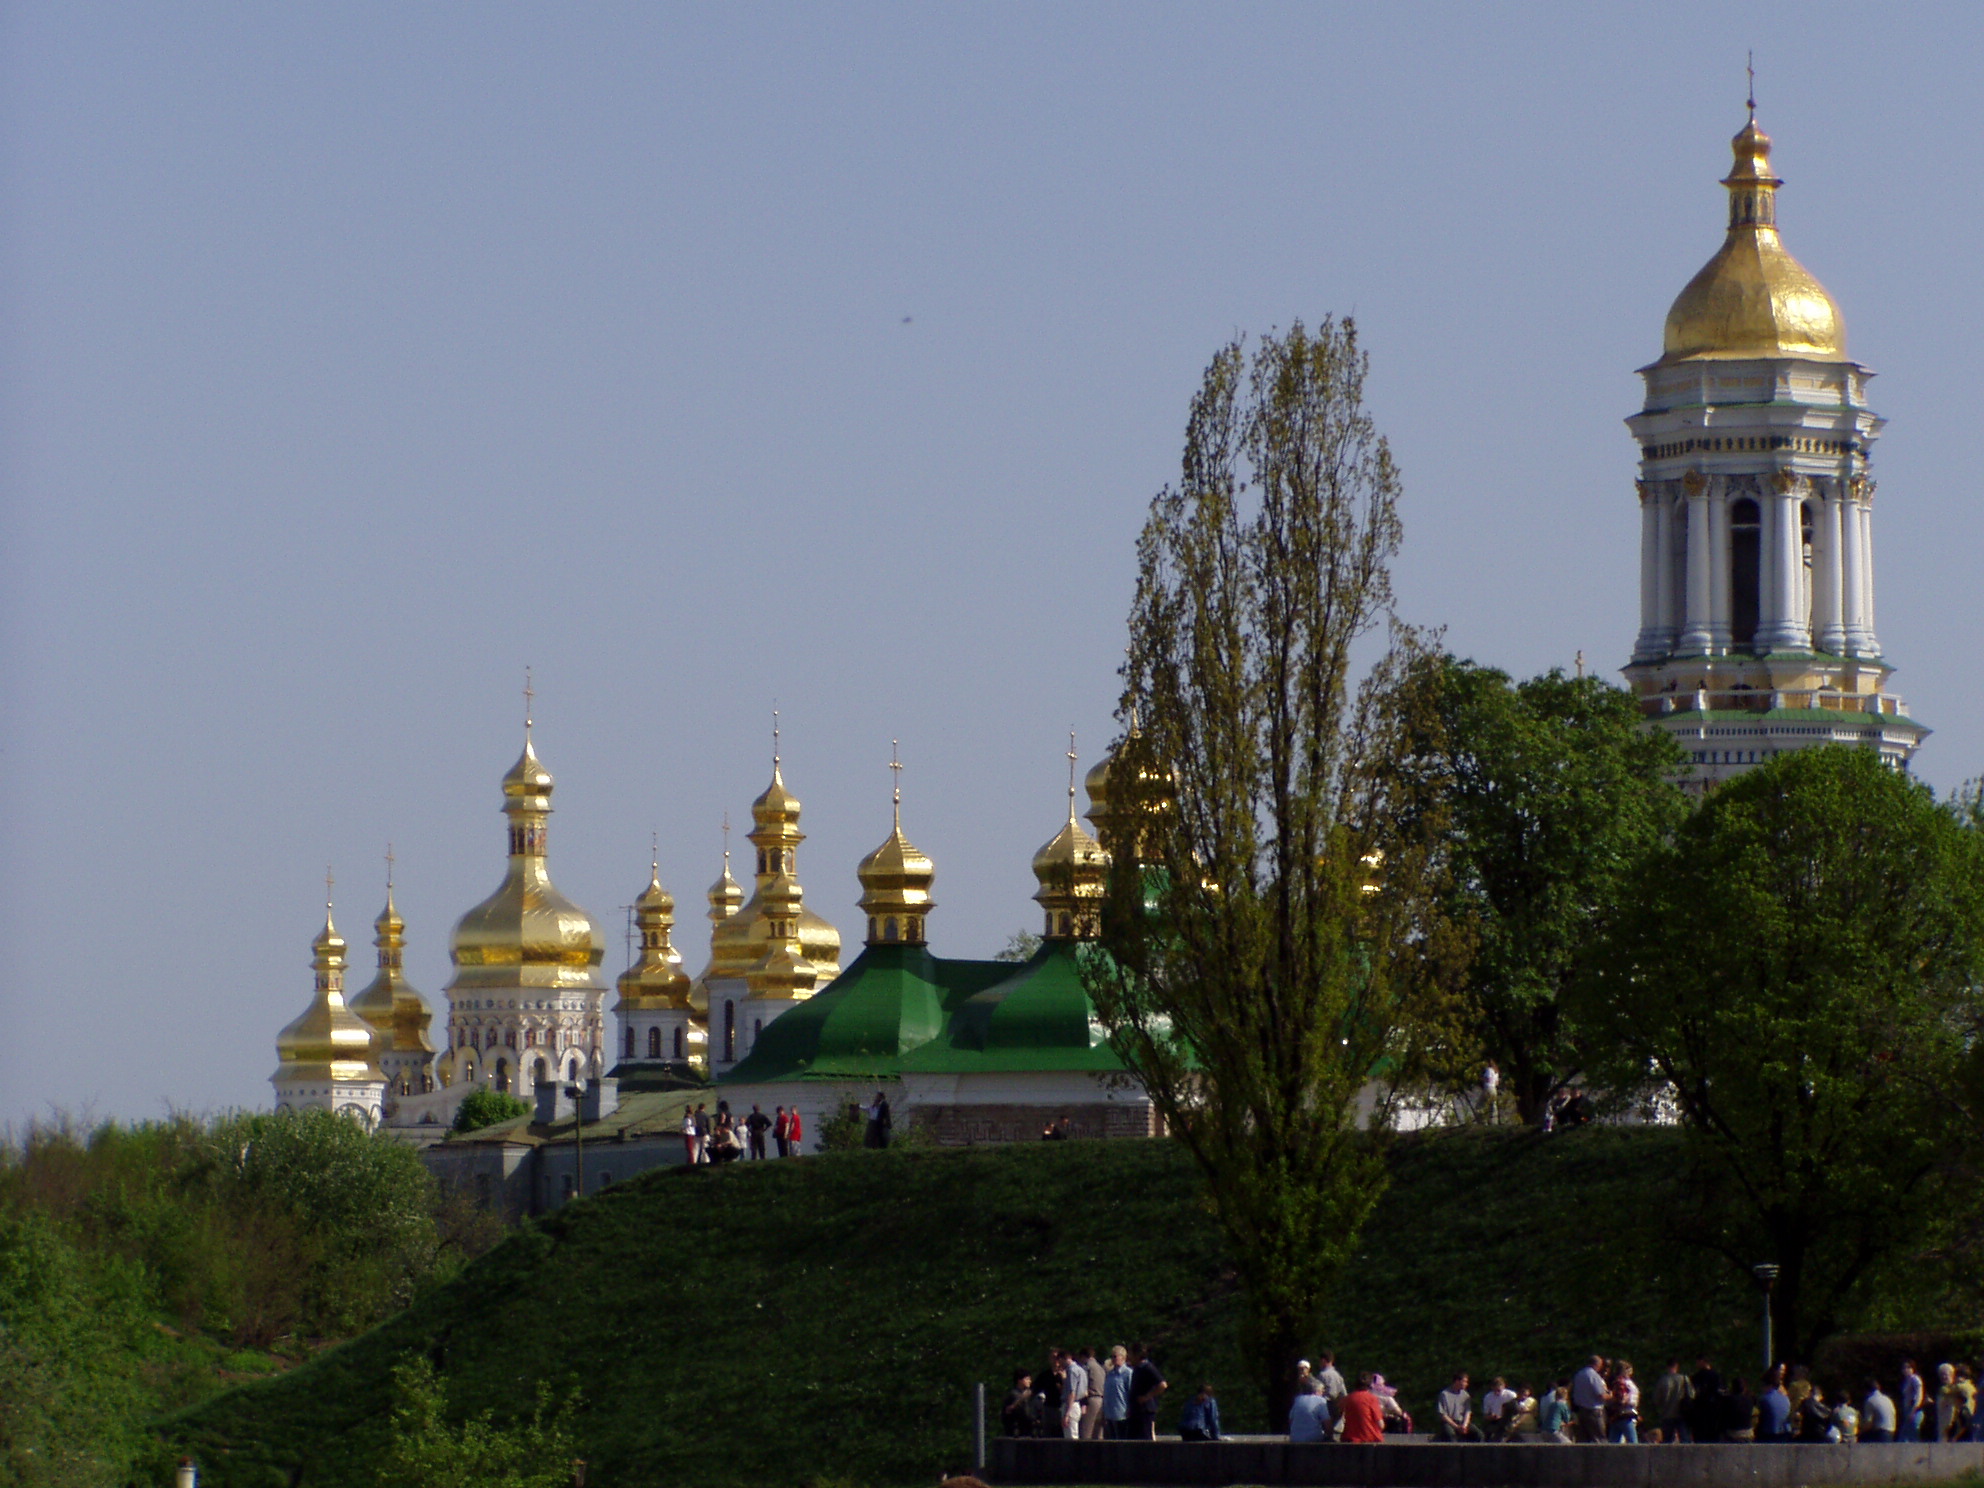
[{"xmin": 1625, "ymin": 107, "xmax": 1926, "ymax": 786}]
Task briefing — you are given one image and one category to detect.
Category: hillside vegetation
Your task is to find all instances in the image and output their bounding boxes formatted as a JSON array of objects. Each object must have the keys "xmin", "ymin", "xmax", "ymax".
[{"xmin": 167, "ymin": 1127, "xmax": 1771, "ymax": 1487}]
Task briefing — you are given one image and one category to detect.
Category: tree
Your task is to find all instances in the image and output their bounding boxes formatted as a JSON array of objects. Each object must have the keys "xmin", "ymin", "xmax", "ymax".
[
  {"xmin": 1578, "ymin": 746, "xmax": 1984, "ymax": 1361},
  {"xmin": 453, "ymin": 1089, "xmax": 533, "ymax": 1134},
  {"xmin": 1088, "ymin": 319, "xmax": 1429, "ymax": 1423},
  {"xmin": 381, "ymin": 1356, "xmax": 580, "ymax": 1488},
  {"xmin": 1386, "ymin": 657, "xmax": 1687, "ymax": 1122}
]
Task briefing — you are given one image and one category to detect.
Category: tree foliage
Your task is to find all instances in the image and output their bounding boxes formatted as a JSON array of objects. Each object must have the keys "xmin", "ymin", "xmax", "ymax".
[
  {"xmin": 381, "ymin": 1356, "xmax": 580, "ymax": 1488},
  {"xmin": 1089, "ymin": 318, "xmax": 1428, "ymax": 1420},
  {"xmin": 1577, "ymin": 746, "xmax": 1984, "ymax": 1361},
  {"xmin": 453, "ymin": 1089, "xmax": 533, "ymax": 1134},
  {"xmin": 1387, "ymin": 656, "xmax": 1688, "ymax": 1121}
]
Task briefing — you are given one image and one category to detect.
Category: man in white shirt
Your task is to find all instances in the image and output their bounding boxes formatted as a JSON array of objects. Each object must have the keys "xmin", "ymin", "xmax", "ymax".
[
  {"xmin": 1571, "ymin": 1357, "xmax": 1611, "ymax": 1443},
  {"xmin": 1289, "ymin": 1378, "xmax": 1332, "ymax": 1443},
  {"xmin": 1862, "ymin": 1379, "xmax": 1898, "ymax": 1442},
  {"xmin": 1481, "ymin": 1376, "xmax": 1519, "ymax": 1441}
]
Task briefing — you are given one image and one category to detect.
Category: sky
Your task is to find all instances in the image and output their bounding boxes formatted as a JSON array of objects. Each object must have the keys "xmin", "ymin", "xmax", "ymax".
[{"xmin": 4, "ymin": 4, "xmax": 1981, "ymax": 1126}]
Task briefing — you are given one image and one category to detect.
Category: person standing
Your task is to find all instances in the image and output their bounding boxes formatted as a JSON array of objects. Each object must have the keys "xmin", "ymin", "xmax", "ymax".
[
  {"xmin": 1339, "ymin": 1374, "xmax": 1386, "ymax": 1444},
  {"xmin": 1315, "ymin": 1351, "xmax": 1347, "ymax": 1436},
  {"xmin": 1077, "ymin": 1346, "xmax": 1106, "ymax": 1440},
  {"xmin": 1755, "ymin": 1368, "xmax": 1793, "ymax": 1443},
  {"xmin": 693, "ymin": 1102, "xmax": 711, "ymax": 1163},
  {"xmin": 772, "ymin": 1105, "xmax": 791, "ymax": 1157},
  {"xmin": 1861, "ymin": 1378, "xmax": 1898, "ymax": 1443},
  {"xmin": 1481, "ymin": 1062, "xmax": 1500, "ymax": 1123},
  {"xmin": 1101, "ymin": 1346, "xmax": 1133, "ymax": 1440},
  {"xmin": 1687, "ymin": 1359, "xmax": 1724, "ymax": 1445},
  {"xmin": 787, "ymin": 1104, "xmax": 804, "ymax": 1154},
  {"xmin": 681, "ymin": 1104, "xmax": 700, "ymax": 1165},
  {"xmin": 1002, "ymin": 1370, "xmax": 1040, "ymax": 1438},
  {"xmin": 1608, "ymin": 1360, "xmax": 1641, "ymax": 1444},
  {"xmin": 1128, "ymin": 1343, "xmax": 1167, "ymax": 1440},
  {"xmin": 1571, "ymin": 1356, "xmax": 1610, "ymax": 1443},
  {"xmin": 1899, "ymin": 1360, "xmax": 1925, "ymax": 1442},
  {"xmin": 1647, "ymin": 1359, "xmax": 1692, "ymax": 1443},
  {"xmin": 1058, "ymin": 1350, "xmax": 1083, "ymax": 1440},
  {"xmin": 1289, "ymin": 1378, "xmax": 1331, "ymax": 1443},
  {"xmin": 745, "ymin": 1103, "xmax": 771, "ymax": 1159},
  {"xmin": 1179, "ymin": 1384, "xmax": 1222, "ymax": 1442},
  {"xmin": 1538, "ymin": 1381, "xmax": 1574, "ymax": 1443}
]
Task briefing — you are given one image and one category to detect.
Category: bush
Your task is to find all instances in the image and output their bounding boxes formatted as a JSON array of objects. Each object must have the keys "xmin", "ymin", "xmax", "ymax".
[
  {"xmin": 453, "ymin": 1090, "xmax": 533, "ymax": 1135},
  {"xmin": 382, "ymin": 1356, "xmax": 580, "ymax": 1488}
]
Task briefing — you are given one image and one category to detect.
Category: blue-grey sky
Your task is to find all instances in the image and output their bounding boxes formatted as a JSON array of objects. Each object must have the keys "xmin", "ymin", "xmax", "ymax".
[{"xmin": 5, "ymin": 4, "xmax": 1980, "ymax": 1125}]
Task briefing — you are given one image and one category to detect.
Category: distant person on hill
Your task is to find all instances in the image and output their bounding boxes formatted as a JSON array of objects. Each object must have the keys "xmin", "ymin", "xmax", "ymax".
[
  {"xmin": 1608, "ymin": 1360, "xmax": 1640, "ymax": 1443},
  {"xmin": 1369, "ymin": 1373, "xmax": 1412, "ymax": 1433},
  {"xmin": 1755, "ymin": 1369, "xmax": 1793, "ymax": 1443},
  {"xmin": 864, "ymin": 1091, "xmax": 892, "ymax": 1149},
  {"xmin": 1538, "ymin": 1381, "xmax": 1574, "ymax": 1443},
  {"xmin": 1481, "ymin": 1062, "xmax": 1500, "ymax": 1123},
  {"xmin": 1786, "ymin": 1363, "xmax": 1812, "ymax": 1418},
  {"xmin": 682, "ymin": 1105, "xmax": 699, "ymax": 1165},
  {"xmin": 1571, "ymin": 1356, "xmax": 1610, "ymax": 1442},
  {"xmin": 1316, "ymin": 1351, "xmax": 1347, "ymax": 1406},
  {"xmin": 1075, "ymin": 1346, "xmax": 1105, "ymax": 1440},
  {"xmin": 1002, "ymin": 1370, "xmax": 1042, "ymax": 1437},
  {"xmin": 1102, "ymin": 1346, "xmax": 1133, "ymax": 1439},
  {"xmin": 1647, "ymin": 1359, "xmax": 1692, "ymax": 1443},
  {"xmin": 1128, "ymin": 1343, "xmax": 1167, "ymax": 1440},
  {"xmin": 787, "ymin": 1105, "xmax": 803, "ymax": 1153},
  {"xmin": 1036, "ymin": 1349, "xmax": 1063, "ymax": 1436},
  {"xmin": 1435, "ymin": 1372, "xmax": 1482, "ymax": 1442},
  {"xmin": 1898, "ymin": 1360, "xmax": 1925, "ymax": 1441},
  {"xmin": 1795, "ymin": 1382, "xmax": 1833, "ymax": 1443},
  {"xmin": 1289, "ymin": 1378, "xmax": 1331, "ymax": 1443},
  {"xmin": 745, "ymin": 1104, "xmax": 771, "ymax": 1159},
  {"xmin": 773, "ymin": 1105, "xmax": 791, "ymax": 1157},
  {"xmin": 1509, "ymin": 1383, "xmax": 1541, "ymax": 1438},
  {"xmin": 1721, "ymin": 1377, "xmax": 1757, "ymax": 1442},
  {"xmin": 1481, "ymin": 1376, "xmax": 1518, "ymax": 1441},
  {"xmin": 1180, "ymin": 1384, "xmax": 1222, "ymax": 1442},
  {"xmin": 1687, "ymin": 1359, "xmax": 1723, "ymax": 1444},
  {"xmin": 693, "ymin": 1102, "xmax": 712, "ymax": 1162},
  {"xmin": 1058, "ymin": 1349, "xmax": 1083, "ymax": 1439},
  {"xmin": 1338, "ymin": 1374, "xmax": 1385, "ymax": 1444},
  {"xmin": 1861, "ymin": 1378, "xmax": 1897, "ymax": 1442}
]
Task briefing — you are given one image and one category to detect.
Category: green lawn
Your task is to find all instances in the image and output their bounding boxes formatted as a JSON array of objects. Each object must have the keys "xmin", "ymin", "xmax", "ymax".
[{"xmin": 163, "ymin": 1127, "xmax": 1760, "ymax": 1488}]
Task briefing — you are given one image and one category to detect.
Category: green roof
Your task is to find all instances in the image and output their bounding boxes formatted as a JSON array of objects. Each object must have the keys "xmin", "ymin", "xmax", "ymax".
[
  {"xmin": 719, "ymin": 943, "xmax": 1009, "ymax": 1085},
  {"xmin": 895, "ymin": 941, "xmax": 1128, "ymax": 1076}
]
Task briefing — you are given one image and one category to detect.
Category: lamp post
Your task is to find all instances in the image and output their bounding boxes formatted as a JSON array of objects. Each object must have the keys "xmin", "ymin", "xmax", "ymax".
[
  {"xmin": 564, "ymin": 1081, "xmax": 586, "ymax": 1201},
  {"xmin": 1751, "ymin": 1263, "xmax": 1780, "ymax": 1375}
]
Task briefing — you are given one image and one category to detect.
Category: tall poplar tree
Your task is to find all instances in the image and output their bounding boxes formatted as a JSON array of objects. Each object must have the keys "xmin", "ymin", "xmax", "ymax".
[{"xmin": 1087, "ymin": 319, "xmax": 1429, "ymax": 1422}]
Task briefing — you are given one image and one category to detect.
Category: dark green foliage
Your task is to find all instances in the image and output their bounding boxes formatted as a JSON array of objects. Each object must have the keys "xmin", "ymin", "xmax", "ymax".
[
  {"xmin": 382, "ymin": 1356, "xmax": 580, "ymax": 1488},
  {"xmin": 453, "ymin": 1089, "xmax": 533, "ymax": 1135},
  {"xmin": 1096, "ymin": 319, "xmax": 1429, "ymax": 1422},
  {"xmin": 1579, "ymin": 746, "xmax": 1984, "ymax": 1360},
  {"xmin": 1388, "ymin": 656, "xmax": 1689, "ymax": 1122},
  {"xmin": 164, "ymin": 1129, "xmax": 1780, "ymax": 1488}
]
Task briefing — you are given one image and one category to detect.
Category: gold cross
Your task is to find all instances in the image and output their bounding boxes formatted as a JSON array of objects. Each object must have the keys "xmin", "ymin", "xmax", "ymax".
[
  {"xmin": 523, "ymin": 666, "xmax": 535, "ymax": 732},
  {"xmin": 1067, "ymin": 730, "xmax": 1079, "ymax": 809},
  {"xmin": 385, "ymin": 842, "xmax": 395, "ymax": 891}
]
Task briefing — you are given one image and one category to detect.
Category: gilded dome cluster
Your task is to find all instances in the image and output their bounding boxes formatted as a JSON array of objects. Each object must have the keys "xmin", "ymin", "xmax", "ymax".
[
  {"xmin": 273, "ymin": 901, "xmax": 383, "ymax": 1082},
  {"xmin": 1661, "ymin": 114, "xmax": 1847, "ymax": 364}
]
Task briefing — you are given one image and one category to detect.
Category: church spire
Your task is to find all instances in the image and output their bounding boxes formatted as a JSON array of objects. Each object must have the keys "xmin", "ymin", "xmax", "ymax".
[
  {"xmin": 1032, "ymin": 734, "xmax": 1109, "ymax": 941},
  {"xmin": 857, "ymin": 740, "xmax": 936, "ymax": 946}
]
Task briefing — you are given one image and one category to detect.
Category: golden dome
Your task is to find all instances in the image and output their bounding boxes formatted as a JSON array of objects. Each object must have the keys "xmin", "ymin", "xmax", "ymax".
[
  {"xmin": 446, "ymin": 731, "xmax": 605, "ymax": 994},
  {"xmin": 1033, "ymin": 739, "xmax": 1110, "ymax": 940},
  {"xmin": 700, "ymin": 755, "xmax": 841, "ymax": 993},
  {"xmin": 615, "ymin": 859, "xmax": 692, "ymax": 1012},
  {"xmin": 857, "ymin": 767, "xmax": 936, "ymax": 945},
  {"xmin": 346, "ymin": 886, "xmax": 436, "ymax": 1055},
  {"xmin": 751, "ymin": 762, "xmax": 802, "ymax": 831},
  {"xmin": 1661, "ymin": 114, "xmax": 1847, "ymax": 363},
  {"xmin": 275, "ymin": 900, "xmax": 383, "ymax": 1079}
]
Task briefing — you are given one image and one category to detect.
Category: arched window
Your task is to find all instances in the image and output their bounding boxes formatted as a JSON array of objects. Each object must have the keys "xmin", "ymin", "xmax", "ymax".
[
  {"xmin": 884, "ymin": 916, "xmax": 899, "ymax": 942},
  {"xmin": 495, "ymin": 1058, "xmax": 510, "ymax": 1092},
  {"xmin": 673, "ymin": 1026, "xmax": 684, "ymax": 1059},
  {"xmin": 505, "ymin": 1029, "xmax": 517, "ymax": 1049},
  {"xmin": 867, "ymin": 917, "xmax": 877, "ymax": 941},
  {"xmin": 753, "ymin": 1018, "xmax": 763, "ymax": 1041},
  {"xmin": 1730, "ymin": 497, "xmax": 1761, "ymax": 649},
  {"xmin": 566, "ymin": 1056, "xmax": 580, "ymax": 1083},
  {"xmin": 625, "ymin": 1025, "xmax": 635, "ymax": 1058},
  {"xmin": 648, "ymin": 1026, "xmax": 662, "ymax": 1059},
  {"xmin": 724, "ymin": 1001, "xmax": 736, "ymax": 1063},
  {"xmin": 533, "ymin": 1057, "xmax": 547, "ymax": 1088},
  {"xmin": 1058, "ymin": 913, "xmax": 1072, "ymax": 937}
]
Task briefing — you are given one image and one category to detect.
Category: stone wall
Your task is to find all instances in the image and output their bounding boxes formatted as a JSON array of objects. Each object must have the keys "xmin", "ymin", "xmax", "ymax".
[{"xmin": 915, "ymin": 1102, "xmax": 1157, "ymax": 1146}]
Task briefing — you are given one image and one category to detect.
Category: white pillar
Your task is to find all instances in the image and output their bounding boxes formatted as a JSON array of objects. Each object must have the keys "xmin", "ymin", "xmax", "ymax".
[
  {"xmin": 1857, "ymin": 496, "xmax": 1881, "ymax": 657},
  {"xmin": 1813, "ymin": 487, "xmax": 1846, "ymax": 655},
  {"xmin": 1708, "ymin": 485, "xmax": 1732, "ymax": 652},
  {"xmin": 1636, "ymin": 492, "xmax": 1661, "ymax": 659},
  {"xmin": 1678, "ymin": 489, "xmax": 1714, "ymax": 654},
  {"xmin": 1758, "ymin": 489, "xmax": 1810, "ymax": 651},
  {"xmin": 1840, "ymin": 487, "xmax": 1867, "ymax": 655},
  {"xmin": 1653, "ymin": 492, "xmax": 1677, "ymax": 651}
]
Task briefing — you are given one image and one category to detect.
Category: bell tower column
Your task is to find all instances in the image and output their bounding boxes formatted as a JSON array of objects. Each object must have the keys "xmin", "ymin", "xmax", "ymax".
[
  {"xmin": 1758, "ymin": 479, "xmax": 1811, "ymax": 651},
  {"xmin": 1856, "ymin": 486, "xmax": 1881, "ymax": 657},
  {"xmin": 1812, "ymin": 485, "xmax": 1846, "ymax": 655},
  {"xmin": 1677, "ymin": 478, "xmax": 1715, "ymax": 654}
]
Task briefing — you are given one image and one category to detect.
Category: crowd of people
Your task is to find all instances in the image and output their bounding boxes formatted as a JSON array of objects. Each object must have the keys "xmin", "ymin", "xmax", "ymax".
[
  {"xmin": 1001, "ymin": 1347, "xmax": 1984, "ymax": 1446},
  {"xmin": 678, "ymin": 1099, "xmax": 801, "ymax": 1163}
]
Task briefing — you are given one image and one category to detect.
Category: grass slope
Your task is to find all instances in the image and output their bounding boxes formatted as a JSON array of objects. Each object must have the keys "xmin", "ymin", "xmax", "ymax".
[{"xmin": 166, "ymin": 1128, "xmax": 1756, "ymax": 1488}]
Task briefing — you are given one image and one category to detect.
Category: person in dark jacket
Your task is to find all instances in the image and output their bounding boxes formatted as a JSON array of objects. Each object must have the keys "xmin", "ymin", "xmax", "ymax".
[
  {"xmin": 1179, "ymin": 1384, "xmax": 1222, "ymax": 1442},
  {"xmin": 1003, "ymin": 1371, "xmax": 1043, "ymax": 1437}
]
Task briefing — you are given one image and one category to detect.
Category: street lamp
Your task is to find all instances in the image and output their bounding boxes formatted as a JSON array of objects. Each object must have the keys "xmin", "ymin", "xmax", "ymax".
[
  {"xmin": 1751, "ymin": 1263, "xmax": 1780, "ymax": 1375},
  {"xmin": 564, "ymin": 1081, "xmax": 587, "ymax": 1201}
]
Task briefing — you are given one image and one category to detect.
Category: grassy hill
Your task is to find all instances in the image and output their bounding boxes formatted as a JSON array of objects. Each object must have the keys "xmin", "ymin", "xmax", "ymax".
[{"xmin": 164, "ymin": 1127, "xmax": 1761, "ymax": 1487}]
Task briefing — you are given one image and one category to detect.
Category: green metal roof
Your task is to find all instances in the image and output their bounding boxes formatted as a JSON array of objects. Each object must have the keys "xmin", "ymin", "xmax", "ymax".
[
  {"xmin": 720, "ymin": 943, "xmax": 1010, "ymax": 1085},
  {"xmin": 896, "ymin": 941, "xmax": 1128, "ymax": 1076}
]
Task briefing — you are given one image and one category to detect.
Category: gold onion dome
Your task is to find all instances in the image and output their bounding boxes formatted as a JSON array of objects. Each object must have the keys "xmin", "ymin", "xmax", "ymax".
[
  {"xmin": 857, "ymin": 755, "xmax": 936, "ymax": 946},
  {"xmin": 1033, "ymin": 739, "xmax": 1110, "ymax": 940},
  {"xmin": 275, "ymin": 899, "xmax": 382, "ymax": 1078},
  {"xmin": 710, "ymin": 745, "xmax": 842, "ymax": 987},
  {"xmin": 346, "ymin": 884, "xmax": 435, "ymax": 1054},
  {"xmin": 708, "ymin": 838, "xmax": 743, "ymax": 923},
  {"xmin": 616, "ymin": 859, "xmax": 692, "ymax": 1011},
  {"xmin": 448, "ymin": 731, "xmax": 605, "ymax": 992},
  {"xmin": 1661, "ymin": 112, "xmax": 1847, "ymax": 363}
]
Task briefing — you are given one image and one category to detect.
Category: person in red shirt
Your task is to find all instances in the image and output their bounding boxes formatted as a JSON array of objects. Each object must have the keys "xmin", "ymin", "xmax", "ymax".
[{"xmin": 1340, "ymin": 1373, "xmax": 1388, "ymax": 1444}]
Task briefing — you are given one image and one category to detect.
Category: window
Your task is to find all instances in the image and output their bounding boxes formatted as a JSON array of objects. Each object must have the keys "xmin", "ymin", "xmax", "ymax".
[
  {"xmin": 648, "ymin": 1027, "xmax": 662, "ymax": 1059},
  {"xmin": 724, "ymin": 1002, "xmax": 736, "ymax": 1063},
  {"xmin": 533, "ymin": 1057, "xmax": 547, "ymax": 1087},
  {"xmin": 884, "ymin": 916, "xmax": 899, "ymax": 942},
  {"xmin": 1729, "ymin": 497, "xmax": 1761, "ymax": 648},
  {"xmin": 625, "ymin": 1025, "xmax": 635, "ymax": 1058},
  {"xmin": 495, "ymin": 1058, "xmax": 510, "ymax": 1092},
  {"xmin": 505, "ymin": 1029, "xmax": 517, "ymax": 1049},
  {"xmin": 753, "ymin": 1018, "xmax": 763, "ymax": 1040},
  {"xmin": 673, "ymin": 1027, "xmax": 684, "ymax": 1059}
]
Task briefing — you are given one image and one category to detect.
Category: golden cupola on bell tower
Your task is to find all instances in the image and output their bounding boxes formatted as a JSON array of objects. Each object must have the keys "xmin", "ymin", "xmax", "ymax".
[
  {"xmin": 857, "ymin": 743, "xmax": 936, "ymax": 946},
  {"xmin": 272, "ymin": 875, "xmax": 387, "ymax": 1123},
  {"xmin": 443, "ymin": 703, "xmax": 608, "ymax": 1094},
  {"xmin": 612, "ymin": 850, "xmax": 702, "ymax": 1074},
  {"xmin": 1033, "ymin": 735, "xmax": 1110, "ymax": 940},
  {"xmin": 346, "ymin": 851, "xmax": 437, "ymax": 1098}
]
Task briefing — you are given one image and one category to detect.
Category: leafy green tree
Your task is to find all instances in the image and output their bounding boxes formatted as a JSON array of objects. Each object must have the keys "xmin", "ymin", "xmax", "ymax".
[
  {"xmin": 453, "ymin": 1089, "xmax": 533, "ymax": 1134},
  {"xmin": 380, "ymin": 1356, "xmax": 580, "ymax": 1488},
  {"xmin": 1387, "ymin": 657, "xmax": 1687, "ymax": 1122},
  {"xmin": 1089, "ymin": 319, "xmax": 1431, "ymax": 1421},
  {"xmin": 1578, "ymin": 746, "xmax": 1984, "ymax": 1361},
  {"xmin": 994, "ymin": 929, "xmax": 1042, "ymax": 963}
]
